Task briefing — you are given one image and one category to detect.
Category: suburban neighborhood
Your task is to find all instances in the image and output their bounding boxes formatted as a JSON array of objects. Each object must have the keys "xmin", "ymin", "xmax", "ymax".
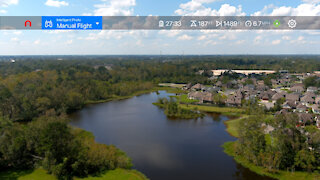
[{"xmin": 184, "ymin": 69, "xmax": 320, "ymax": 130}]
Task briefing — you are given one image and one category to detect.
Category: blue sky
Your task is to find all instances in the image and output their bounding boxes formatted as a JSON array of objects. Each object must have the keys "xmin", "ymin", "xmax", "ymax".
[{"xmin": 0, "ymin": 0, "xmax": 320, "ymax": 55}]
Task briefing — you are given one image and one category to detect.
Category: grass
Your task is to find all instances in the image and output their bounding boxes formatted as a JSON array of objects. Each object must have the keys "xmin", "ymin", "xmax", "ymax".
[
  {"xmin": 177, "ymin": 94, "xmax": 199, "ymax": 103},
  {"xmin": 179, "ymin": 104, "xmax": 245, "ymax": 117},
  {"xmin": 224, "ymin": 116, "xmax": 247, "ymax": 138},
  {"xmin": 222, "ymin": 142, "xmax": 320, "ymax": 180},
  {"xmin": 0, "ymin": 168, "xmax": 56, "ymax": 180},
  {"xmin": 0, "ymin": 168, "xmax": 149, "ymax": 180},
  {"xmin": 75, "ymin": 169, "xmax": 149, "ymax": 180}
]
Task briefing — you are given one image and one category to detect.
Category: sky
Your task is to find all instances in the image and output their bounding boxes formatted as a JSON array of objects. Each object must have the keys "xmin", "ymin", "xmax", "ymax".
[{"xmin": 0, "ymin": 0, "xmax": 320, "ymax": 55}]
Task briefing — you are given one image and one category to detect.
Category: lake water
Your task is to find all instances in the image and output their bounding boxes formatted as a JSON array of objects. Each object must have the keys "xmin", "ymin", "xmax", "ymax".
[{"xmin": 70, "ymin": 91, "xmax": 273, "ymax": 180}]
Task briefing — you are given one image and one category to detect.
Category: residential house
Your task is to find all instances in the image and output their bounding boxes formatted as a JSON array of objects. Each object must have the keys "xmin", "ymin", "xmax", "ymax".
[
  {"xmin": 315, "ymin": 96, "xmax": 320, "ymax": 105},
  {"xmin": 286, "ymin": 93, "xmax": 300, "ymax": 102},
  {"xmin": 295, "ymin": 103, "xmax": 308, "ymax": 113},
  {"xmin": 226, "ymin": 92, "xmax": 242, "ymax": 107},
  {"xmin": 188, "ymin": 91, "xmax": 213, "ymax": 103},
  {"xmin": 290, "ymin": 84, "xmax": 304, "ymax": 93},
  {"xmin": 312, "ymin": 104, "xmax": 320, "ymax": 114},
  {"xmin": 183, "ymin": 83, "xmax": 192, "ymax": 90},
  {"xmin": 272, "ymin": 92, "xmax": 287, "ymax": 101},
  {"xmin": 203, "ymin": 86, "xmax": 221, "ymax": 93},
  {"xmin": 301, "ymin": 94, "xmax": 315, "ymax": 105},
  {"xmin": 307, "ymin": 86, "xmax": 318, "ymax": 93},
  {"xmin": 305, "ymin": 92, "xmax": 316, "ymax": 98},
  {"xmin": 261, "ymin": 123, "xmax": 275, "ymax": 134},
  {"xmin": 191, "ymin": 83, "xmax": 205, "ymax": 91},
  {"xmin": 298, "ymin": 113, "xmax": 314, "ymax": 127}
]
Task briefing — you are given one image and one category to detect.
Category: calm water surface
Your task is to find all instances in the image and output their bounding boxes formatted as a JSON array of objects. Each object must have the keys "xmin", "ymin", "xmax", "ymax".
[{"xmin": 70, "ymin": 91, "xmax": 273, "ymax": 180}]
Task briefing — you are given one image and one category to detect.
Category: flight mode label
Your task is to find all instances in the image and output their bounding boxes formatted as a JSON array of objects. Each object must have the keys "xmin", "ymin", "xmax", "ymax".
[{"xmin": 41, "ymin": 16, "xmax": 102, "ymax": 30}]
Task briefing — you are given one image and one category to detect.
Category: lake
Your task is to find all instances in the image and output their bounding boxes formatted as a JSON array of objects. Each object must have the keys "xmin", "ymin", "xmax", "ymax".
[{"xmin": 70, "ymin": 91, "xmax": 273, "ymax": 180}]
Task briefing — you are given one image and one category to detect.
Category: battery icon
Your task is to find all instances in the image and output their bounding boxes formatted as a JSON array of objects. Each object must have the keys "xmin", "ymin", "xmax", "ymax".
[{"xmin": 159, "ymin": 20, "xmax": 164, "ymax": 28}]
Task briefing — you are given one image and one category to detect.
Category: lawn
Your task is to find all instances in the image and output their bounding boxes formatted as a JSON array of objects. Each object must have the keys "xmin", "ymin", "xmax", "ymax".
[
  {"xmin": 179, "ymin": 104, "xmax": 245, "ymax": 116},
  {"xmin": 224, "ymin": 117, "xmax": 247, "ymax": 138},
  {"xmin": 177, "ymin": 94, "xmax": 199, "ymax": 103},
  {"xmin": 0, "ymin": 168, "xmax": 148, "ymax": 180}
]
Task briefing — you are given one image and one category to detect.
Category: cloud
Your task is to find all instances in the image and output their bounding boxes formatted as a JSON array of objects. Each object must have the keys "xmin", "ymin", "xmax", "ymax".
[
  {"xmin": 45, "ymin": 0, "xmax": 69, "ymax": 7},
  {"xmin": 93, "ymin": 0, "xmax": 136, "ymax": 16},
  {"xmin": 272, "ymin": 39, "xmax": 281, "ymax": 45},
  {"xmin": 282, "ymin": 36, "xmax": 291, "ymax": 40},
  {"xmin": 175, "ymin": 1, "xmax": 245, "ymax": 16},
  {"xmin": 10, "ymin": 37, "xmax": 19, "ymax": 42},
  {"xmin": 34, "ymin": 40, "xmax": 40, "ymax": 45},
  {"xmin": 177, "ymin": 34, "xmax": 193, "ymax": 40},
  {"xmin": 302, "ymin": 0, "xmax": 320, "ymax": 4},
  {"xmin": 253, "ymin": 3, "xmax": 320, "ymax": 16},
  {"xmin": 0, "ymin": 9, "xmax": 7, "ymax": 13},
  {"xmin": 66, "ymin": 40, "xmax": 73, "ymax": 44},
  {"xmin": 0, "ymin": 0, "xmax": 18, "ymax": 7}
]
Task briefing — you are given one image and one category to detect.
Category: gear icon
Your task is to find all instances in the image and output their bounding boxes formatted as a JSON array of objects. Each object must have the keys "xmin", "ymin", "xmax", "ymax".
[{"xmin": 288, "ymin": 19, "xmax": 297, "ymax": 29}]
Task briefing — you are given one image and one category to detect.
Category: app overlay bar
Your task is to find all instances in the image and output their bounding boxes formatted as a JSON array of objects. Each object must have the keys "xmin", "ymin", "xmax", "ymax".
[{"xmin": 0, "ymin": 16, "xmax": 320, "ymax": 30}]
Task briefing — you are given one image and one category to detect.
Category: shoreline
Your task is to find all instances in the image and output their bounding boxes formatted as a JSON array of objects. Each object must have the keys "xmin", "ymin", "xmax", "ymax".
[{"xmin": 222, "ymin": 115, "xmax": 320, "ymax": 180}]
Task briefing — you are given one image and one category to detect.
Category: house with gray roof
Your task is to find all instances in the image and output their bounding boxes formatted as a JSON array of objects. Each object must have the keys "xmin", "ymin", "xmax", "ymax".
[
  {"xmin": 290, "ymin": 84, "xmax": 304, "ymax": 93},
  {"xmin": 301, "ymin": 94, "xmax": 315, "ymax": 105},
  {"xmin": 286, "ymin": 93, "xmax": 300, "ymax": 102},
  {"xmin": 307, "ymin": 86, "xmax": 318, "ymax": 93}
]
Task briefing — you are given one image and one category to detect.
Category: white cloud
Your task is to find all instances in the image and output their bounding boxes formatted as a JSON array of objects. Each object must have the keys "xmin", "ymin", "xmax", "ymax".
[
  {"xmin": 158, "ymin": 30, "xmax": 181, "ymax": 38},
  {"xmin": 0, "ymin": 9, "xmax": 6, "ymax": 13},
  {"xmin": 94, "ymin": 0, "xmax": 136, "ymax": 16},
  {"xmin": 235, "ymin": 40, "xmax": 245, "ymax": 45},
  {"xmin": 10, "ymin": 37, "xmax": 19, "ymax": 42},
  {"xmin": 66, "ymin": 40, "xmax": 73, "ymax": 44},
  {"xmin": 253, "ymin": 3, "xmax": 320, "ymax": 16},
  {"xmin": 82, "ymin": 13, "xmax": 92, "ymax": 16},
  {"xmin": 177, "ymin": 34, "xmax": 193, "ymax": 40},
  {"xmin": 175, "ymin": 1, "xmax": 245, "ymax": 16},
  {"xmin": 298, "ymin": 36, "xmax": 305, "ymax": 41},
  {"xmin": 45, "ymin": 0, "xmax": 69, "ymax": 7},
  {"xmin": 282, "ymin": 36, "xmax": 291, "ymax": 40},
  {"xmin": 34, "ymin": 40, "xmax": 40, "ymax": 45},
  {"xmin": 0, "ymin": 0, "xmax": 18, "ymax": 7},
  {"xmin": 272, "ymin": 39, "xmax": 281, "ymax": 45},
  {"xmin": 302, "ymin": 0, "xmax": 320, "ymax": 4}
]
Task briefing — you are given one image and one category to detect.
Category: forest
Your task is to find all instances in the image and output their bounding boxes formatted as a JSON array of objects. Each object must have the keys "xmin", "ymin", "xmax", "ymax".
[{"xmin": 235, "ymin": 110, "xmax": 320, "ymax": 173}]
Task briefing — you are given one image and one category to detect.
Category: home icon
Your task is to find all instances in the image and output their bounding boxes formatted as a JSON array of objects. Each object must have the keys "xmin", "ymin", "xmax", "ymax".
[{"xmin": 25, "ymin": 20, "xmax": 32, "ymax": 27}]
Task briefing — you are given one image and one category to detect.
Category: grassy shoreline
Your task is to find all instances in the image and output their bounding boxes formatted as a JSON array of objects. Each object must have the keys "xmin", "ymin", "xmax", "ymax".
[
  {"xmin": 222, "ymin": 116, "xmax": 320, "ymax": 180},
  {"xmin": 0, "ymin": 168, "xmax": 149, "ymax": 180},
  {"xmin": 223, "ymin": 142, "xmax": 320, "ymax": 180}
]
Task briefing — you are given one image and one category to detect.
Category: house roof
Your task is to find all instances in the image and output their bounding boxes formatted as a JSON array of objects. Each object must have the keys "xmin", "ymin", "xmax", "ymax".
[
  {"xmin": 272, "ymin": 92, "xmax": 287, "ymax": 101},
  {"xmin": 298, "ymin": 113, "xmax": 314, "ymax": 123},
  {"xmin": 301, "ymin": 94, "xmax": 315, "ymax": 104},
  {"xmin": 286, "ymin": 93, "xmax": 300, "ymax": 102},
  {"xmin": 191, "ymin": 83, "xmax": 204, "ymax": 90},
  {"xmin": 296, "ymin": 103, "xmax": 307, "ymax": 110}
]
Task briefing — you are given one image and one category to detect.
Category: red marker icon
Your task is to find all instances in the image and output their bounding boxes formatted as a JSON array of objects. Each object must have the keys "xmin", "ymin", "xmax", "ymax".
[{"xmin": 25, "ymin": 20, "xmax": 32, "ymax": 27}]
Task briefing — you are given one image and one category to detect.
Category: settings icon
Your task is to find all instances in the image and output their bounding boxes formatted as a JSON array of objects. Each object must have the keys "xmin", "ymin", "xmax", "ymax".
[{"xmin": 288, "ymin": 19, "xmax": 297, "ymax": 29}]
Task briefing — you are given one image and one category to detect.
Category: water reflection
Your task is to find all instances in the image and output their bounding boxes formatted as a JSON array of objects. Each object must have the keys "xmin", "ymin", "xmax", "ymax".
[{"xmin": 70, "ymin": 91, "xmax": 273, "ymax": 180}]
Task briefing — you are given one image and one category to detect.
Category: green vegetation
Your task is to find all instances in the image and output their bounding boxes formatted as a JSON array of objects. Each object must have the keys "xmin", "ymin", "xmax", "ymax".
[
  {"xmin": 223, "ymin": 112, "xmax": 320, "ymax": 180},
  {"xmin": 304, "ymin": 76, "xmax": 320, "ymax": 88},
  {"xmin": 223, "ymin": 142, "xmax": 320, "ymax": 180},
  {"xmin": 224, "ymin": 117, "xmax": 246, "ymax": 137},
  {"xmin": 179, "ymin": 104, "xmax": 244, "ymax": 117},
  {"xmin": 0, "ymin": 168, "xmax": 148, "ymax": 180},
  {"xmin": 176, "ymin": 94, "xmax": 199, "ymax": 103},
  {"xmin": 154, "ymin": 97, "xmax": 204, "ymax": 119},
  {"xmin": 0, "ymin": 117, "xmax": 133, "ymax": 179}
]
